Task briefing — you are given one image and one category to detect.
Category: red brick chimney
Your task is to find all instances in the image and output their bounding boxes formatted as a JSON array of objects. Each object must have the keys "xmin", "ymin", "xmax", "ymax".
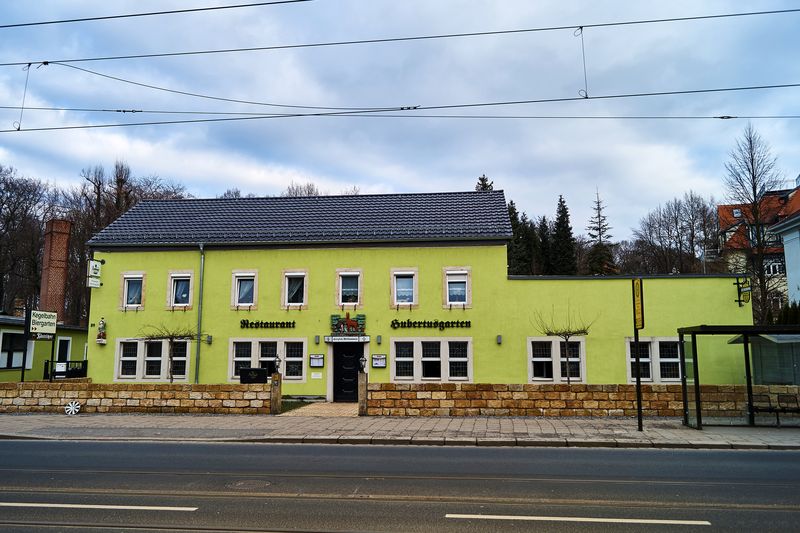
[{"xmin": 39, "ymin": 219, "xmax": 72, "ymax": 323}]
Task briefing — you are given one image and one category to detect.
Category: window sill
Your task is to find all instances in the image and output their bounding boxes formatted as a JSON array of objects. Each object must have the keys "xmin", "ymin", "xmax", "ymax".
[
  {"xmin": 120, "ymin": 306, "xmax": 143, "ymax": 312},
  {"xmin": 166, "ymin": 305, "xmax": 193, "ymax": 312},
  {"xmin": 231, "ymin": 305, "xmax": 257, "ymax": 311},
  {"xmin": 282, "ymin": 303, "xmax": 308, "ymax": 310}
]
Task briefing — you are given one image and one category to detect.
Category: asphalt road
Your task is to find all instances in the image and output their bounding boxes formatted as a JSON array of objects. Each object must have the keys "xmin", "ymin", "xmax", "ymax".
[{"xmin": 0, "ymin": 441, "xmax": 797, "ymax": 532}]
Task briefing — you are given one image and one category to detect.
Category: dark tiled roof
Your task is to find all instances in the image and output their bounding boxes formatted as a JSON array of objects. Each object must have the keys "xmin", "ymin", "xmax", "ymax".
[{"xmin": 88, "ymin": 190, "xmax": 512, "ymax": 247}]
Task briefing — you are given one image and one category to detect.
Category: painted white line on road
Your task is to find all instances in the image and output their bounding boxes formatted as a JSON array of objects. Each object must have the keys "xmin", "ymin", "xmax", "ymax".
[
  {"xmin": 446, "ymin": 513, "xmax": 710, "ymax": 526},
  {"xmin": 0, "ymin": 502, "xmax": 197, "ymax": 512}
]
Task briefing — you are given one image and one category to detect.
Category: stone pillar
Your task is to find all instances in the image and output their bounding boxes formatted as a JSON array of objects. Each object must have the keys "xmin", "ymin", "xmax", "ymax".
[
  {"xmin": 39, "ymin": 219, "xmax": 72, "ymax": 322},
  {"xmin": 358, "ymin": 371, "xmax": 368, "ymax": 416},
  {"xmin": 270, "ymin": 373, "xmax": 282, "ymax": 415}
]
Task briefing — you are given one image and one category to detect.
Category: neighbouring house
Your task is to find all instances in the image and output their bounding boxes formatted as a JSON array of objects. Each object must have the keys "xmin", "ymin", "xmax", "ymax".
[
  {"xmin": 770, "ymin": 209, "xmax": 800, "ymax": 305},
  {"xmin": 718, "ymin": 179, "xmax": 800, "ymax": 315},
  {"xmin": 83, "ymin": 190, "xmax": 751, "ymax": 411},
  {"xmin": 0, "ymin": 220, "xmax": 88, "ymax": 382}
]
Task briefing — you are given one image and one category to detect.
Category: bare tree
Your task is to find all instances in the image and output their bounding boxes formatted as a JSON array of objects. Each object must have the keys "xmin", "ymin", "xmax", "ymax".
[
  {"xmin": 723, "ymin": 124, "xmax": 784, "ymax": 324},
  {"xmin": 139, "ymin": 325, "xmax": 198, "ymax": 383},
  {"xmin": 281, "ymin": 181, "xmax": 320, "ymax": 197},
  {"xmin": 533, "ymin": 305, "xmax": 595, "ymax": 384}
]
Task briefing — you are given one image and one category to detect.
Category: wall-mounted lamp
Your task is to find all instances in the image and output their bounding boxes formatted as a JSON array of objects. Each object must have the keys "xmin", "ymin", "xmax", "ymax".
[
  {"xmin": 376, "ymin": 335, "xmax": 382, "ymax": 345},
  {"xmin": 206, "ymin": 335, "xmax": 213, "ymax": 345},
  {"xmin": 496, "ymin": 335, "xmax": 502, "ymax": 345},
  {"xmin": 359, "ymin": 354, "xmax": 367, "ymax": 372},
  {"xmin": 314, "ymin": 335, "xmax": 320, "ymax": 345},
  {"xmin": 274, "ymin": 354, "xmax": 282, "ymax": 374}
]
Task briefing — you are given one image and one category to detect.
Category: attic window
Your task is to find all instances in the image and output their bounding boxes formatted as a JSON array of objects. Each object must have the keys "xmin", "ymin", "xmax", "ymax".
[{"xmin": 733, "ymin": 208, "xmax": 742, "ymax": 218}]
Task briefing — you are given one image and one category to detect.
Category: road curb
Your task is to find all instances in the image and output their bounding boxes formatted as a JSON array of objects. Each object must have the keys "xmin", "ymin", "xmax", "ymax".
[{"xmin": 0, "ymin": 433, "xmax": 797, "ymax": 450}]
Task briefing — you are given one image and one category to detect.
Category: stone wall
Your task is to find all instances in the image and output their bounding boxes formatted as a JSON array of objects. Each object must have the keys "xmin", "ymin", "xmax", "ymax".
[
  {"xmin": 366, "ymin": 383, "xmax": 800, "ymax": 417},
  {"xmin": 0, "ymin": 381, "xmax": 271, "ymax": 414}
]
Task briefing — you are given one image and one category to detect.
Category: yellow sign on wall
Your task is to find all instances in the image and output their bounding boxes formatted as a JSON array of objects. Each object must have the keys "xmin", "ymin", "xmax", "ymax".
[{"xmin": 633, "ymin": 278, "xmax": 644, "ymax": 330}]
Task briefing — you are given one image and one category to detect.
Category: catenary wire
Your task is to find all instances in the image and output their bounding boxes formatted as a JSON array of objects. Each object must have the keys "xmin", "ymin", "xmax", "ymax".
[
  {"xmin": 3, "ymin": 81, "xmax": 800, "ymax": 133},
  {"xmin": 47, "ymin": 62, "xmax": 396, "ymax": 111},
  {"xmin": 1, "ymin": 105, "xmax": 798, "ymax": 120},
  {"xmin": 0, "ymin": 1, "xmax": 313, "ymax": 30},
  {"xmin": 1, "ymin": 8, "xmax": 798, "ymax": 67}
]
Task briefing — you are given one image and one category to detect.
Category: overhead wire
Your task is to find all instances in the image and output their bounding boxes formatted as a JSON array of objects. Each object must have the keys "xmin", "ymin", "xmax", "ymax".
[
  {"xmin": 46, "ymin": 62, "xmax": 397, "ymax": 111},
  {"xmin": 2, "ymin": 104, "xmax": 798, "ymax": 120},
  {"xmin": 0, "ymin": 1, "xmax": 313, "ymax": 30},
  {"xmin": 1, "ymin": 8, "xmax": 798, "ymax": 67},
  {"xmin": 3, "ymin": 81, "xmax": 800, "ymax": 133}
]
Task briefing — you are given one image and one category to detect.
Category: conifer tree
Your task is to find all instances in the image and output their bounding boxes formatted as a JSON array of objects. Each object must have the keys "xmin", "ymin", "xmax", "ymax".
[
  {"xmin": 586, "ymin": 190, "xmax": 616, "ymax": 275},
  {"xmin": 533, "ymin": 216, "xmax": 552, "ymax": 275},
  {"xmin": 475, "ymin": 174, "xmax": 494, "ymax": 191},
  {"xmin": 507, "ymin": 201, "xmax": 533, "ymax": 275},
  {"xmin": 551, "ymin": 195, "xmax": 578, "ymax": 275}
]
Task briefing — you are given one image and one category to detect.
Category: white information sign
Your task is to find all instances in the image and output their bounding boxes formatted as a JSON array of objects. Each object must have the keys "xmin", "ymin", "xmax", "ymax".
[
  {"xmin": 88, "ymin": 260, "xmax": 103, "ymax": 277},
  {"xmin": 87, "ymin": 277, "xmax": 101, "ymax": 288},
  {"xmin": 29, "ymin": 310, "xmax": 57, "ymax": 335}
]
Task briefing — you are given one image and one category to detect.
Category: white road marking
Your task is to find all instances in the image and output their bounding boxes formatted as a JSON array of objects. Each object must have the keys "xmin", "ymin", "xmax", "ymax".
[
  {"xmin": 0, "ymin": 502, "xmax": 197, "ymax": 512},
  {"xmin": 446, "ymin": 513, "xmax": 711, "ymax": 526}
]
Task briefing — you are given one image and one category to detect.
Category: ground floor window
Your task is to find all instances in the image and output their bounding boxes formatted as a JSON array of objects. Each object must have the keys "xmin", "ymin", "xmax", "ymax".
[
  {"xmin": 229, "ymin": 338, "xmax": 306, "ymax": 382},
  {"xmin": 0, "ymin": 331, "xmax": 27, "ymax": 369},
  {"xmin": 390, "ymin": 337, "xmax": 472, "ymax": 382},
  {"xmin": 115, "ymin": 338, "xmax": 190, "ymax": 381},
  {"xmin": 527, "ymin": 336, "xmax": 586, "ymax": 383},
  {"xmin": 626, "ymin": 337, "xmax": 681, "ymax": 383}
]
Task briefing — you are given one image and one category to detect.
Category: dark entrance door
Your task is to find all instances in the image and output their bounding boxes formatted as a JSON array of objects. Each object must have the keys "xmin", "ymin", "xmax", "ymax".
[{"xmin": 333, "ymin": 343, "xmax": 361, "ymax": 402}]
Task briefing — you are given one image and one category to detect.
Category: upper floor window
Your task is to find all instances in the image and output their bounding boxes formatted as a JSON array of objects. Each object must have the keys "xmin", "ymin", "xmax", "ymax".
[
  {"xmin": 231, "ymin": 271, "xmax": 257, "ymax": 308},
  {"xmin": 168, "ymin": 271, "xmax": 193, "ymax": 308},
  {"xmin": 444, "ymin": 268, "xmax": 471, "ymax": 307},
  {"xmin": 337, "ymin": 270, "xmax": 361, "ymax": 306},
  {"xmin": 527, "ymin": 336, "xmax": 586, "ymax": 383},
  {"xmin": 732, "ymin": 208, "xmax": 742, "ymax": 218},
  {"xmin": 391, "ymin": 269, "xmax": 417, "ymax": 307},
  {"xmin": 284, "ymin": 271, "xmax": 307, "ymax": 308},
  {"xmin": 121, "ymin": 272, "xmax": 145, "ymax": 310}
]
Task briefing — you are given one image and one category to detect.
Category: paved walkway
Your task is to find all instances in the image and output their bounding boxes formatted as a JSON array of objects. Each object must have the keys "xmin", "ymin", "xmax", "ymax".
[{"xmin": 0, "ymin": 413, "xmax": 798, "ymax": 449}]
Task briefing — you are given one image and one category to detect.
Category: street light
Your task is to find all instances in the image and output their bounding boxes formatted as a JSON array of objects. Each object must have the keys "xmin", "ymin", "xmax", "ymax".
[{"xmin": 274, "ymin": 354, "xmax": 282, "ymax": 375}]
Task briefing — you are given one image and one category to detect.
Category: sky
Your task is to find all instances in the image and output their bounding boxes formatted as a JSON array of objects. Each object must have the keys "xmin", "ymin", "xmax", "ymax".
[{"xmin": 0, "ymin": 0, "xmax": 799, "ymax": 239}]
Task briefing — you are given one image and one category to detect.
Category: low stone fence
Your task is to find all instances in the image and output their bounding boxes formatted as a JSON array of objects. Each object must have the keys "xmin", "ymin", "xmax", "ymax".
[
  {"xmin": 0, "ymin": 381, "xmax": 272, "ymax": 414},
  {"xmin": 366, "ymin": 383, "xmax": 800, "ymax": 417}
]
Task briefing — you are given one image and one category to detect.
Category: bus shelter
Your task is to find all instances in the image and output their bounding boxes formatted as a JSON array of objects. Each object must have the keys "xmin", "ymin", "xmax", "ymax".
[{"xmin": 678, "ymin": 325, "xmax": 800, "ymax": 429}]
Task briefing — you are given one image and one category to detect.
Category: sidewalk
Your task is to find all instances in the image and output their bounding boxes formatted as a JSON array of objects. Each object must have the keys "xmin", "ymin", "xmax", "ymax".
[{"xmin": 0, "ymin": 412, "xmax": 799, "ymax": 449}]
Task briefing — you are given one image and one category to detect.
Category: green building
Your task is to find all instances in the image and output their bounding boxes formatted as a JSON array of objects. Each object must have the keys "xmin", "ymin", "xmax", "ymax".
[
  {"xmin": 86, "ymin": 191, "xmax": 751, "ymax": 401},
  {"xmin": 0, "ymin": 315, "xmax": 88, "ymax": 382}
]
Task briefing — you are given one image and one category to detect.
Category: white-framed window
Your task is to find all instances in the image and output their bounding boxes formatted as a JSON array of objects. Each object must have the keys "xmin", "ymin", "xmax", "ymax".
[
  {"xmin": 229, "ymin": 338, "xmax": 306, "ymax": 382},
  {"xmin": 0, "ymin": 330, "xmax": 27, "ymax": 369},
  {"xmin": 625, "ymin": 337, "xmax": 682, "ymax": 383},
  {"xmin": 391, "ymin": 269, "xmax": 417, "ymax": 307},
  {"xmin": 765, "ymin": 260, "xmax": 785, "ymax": 276},
  {"xmin": 115, "ymin": 338, "xmax": 191, "ymax": 381},
  {"xmin": 443, "ymin": 268, "xmax": 471, "ymax": 307},
  {"xmin": 231, "ymin": 271, "xmax": 257, "ymax": 308},
  {"xmin": 732, "ymin": 208, "xmax": 742, "ymax": 218},
  {"xmin": 121, "ymin": 272, "xmax": 145, "ymax": 310},
  {"xmin": 168, "ymin": 271, "xmax": 193, "ymax": 308},
  {"xmin": 283, "ymin": 271, "xmax": 308, "ymax": 308},
  {"xmin": 526, "ymin": 336, "xmax": 586, "ymax": 383},
  {"xmin": 628, "ymin": 341, "xmax": 652, "ymax": 381},
  {"xmin": 390, "ymin": 338, "xmax": 472, "ymax": 382},
  {"xmin": 337, "ymin": 270, "xmax": 362, "ymax": 306}
]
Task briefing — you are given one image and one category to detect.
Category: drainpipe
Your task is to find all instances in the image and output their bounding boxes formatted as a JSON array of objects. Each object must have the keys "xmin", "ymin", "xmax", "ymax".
[{"xmin": 194, "ymin": 243, "xmax": 205, "ymax": 384}]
